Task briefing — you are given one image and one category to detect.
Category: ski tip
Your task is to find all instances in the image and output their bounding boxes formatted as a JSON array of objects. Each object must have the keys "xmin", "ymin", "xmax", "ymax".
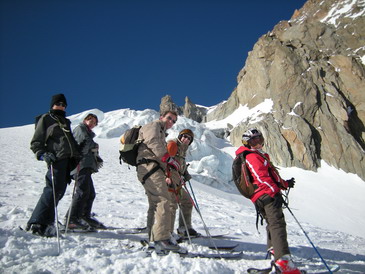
[
  {"xmin": 327, "ymin": 264, "xmax": 341, "ymax": 273},
  {"xmin": 247, "ymin": 267, "xmax": 272, "ymax": 273}
]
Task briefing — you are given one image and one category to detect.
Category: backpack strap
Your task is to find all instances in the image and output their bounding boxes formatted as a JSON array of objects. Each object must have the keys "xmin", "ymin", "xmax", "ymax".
[
  {"xmin": 137, "ymin": 158, "xmax": 164, "ymax": 184},
  {"xmin": 249, "ymin": 150, "xmax": 283, "ymax": 188},
  {"xmin": 254, "ymin": 203, "xmax": 264, "ymax": 232}
]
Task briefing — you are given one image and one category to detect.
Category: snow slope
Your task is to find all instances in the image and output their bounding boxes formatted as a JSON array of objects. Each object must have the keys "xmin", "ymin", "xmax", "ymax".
[{"xmin": 0, "ymin": 109, "xmax": 365, "ymax": 273}]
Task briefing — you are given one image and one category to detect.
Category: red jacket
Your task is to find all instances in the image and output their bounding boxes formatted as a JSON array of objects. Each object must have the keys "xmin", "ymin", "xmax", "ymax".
[{"xmin": 235, "ymin": 146, "xmax": 288, "ymax": 203}]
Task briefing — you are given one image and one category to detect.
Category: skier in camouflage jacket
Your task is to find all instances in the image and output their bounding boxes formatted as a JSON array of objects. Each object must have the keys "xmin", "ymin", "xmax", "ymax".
[{"xmin": 65, "ymin": 113, "xmax": 105, "ymax": 229}]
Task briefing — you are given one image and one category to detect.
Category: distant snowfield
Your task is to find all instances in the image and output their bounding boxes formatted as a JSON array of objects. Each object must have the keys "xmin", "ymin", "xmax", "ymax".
[{"xmin": 1, "ymin": 110, "xmax": 365, "ymax": 273}]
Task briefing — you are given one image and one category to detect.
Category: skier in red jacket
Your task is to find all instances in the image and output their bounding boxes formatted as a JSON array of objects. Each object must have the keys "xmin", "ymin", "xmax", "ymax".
[{"xmin": 235, "ymin": 128, "xmax": 300, "ymax": 274}]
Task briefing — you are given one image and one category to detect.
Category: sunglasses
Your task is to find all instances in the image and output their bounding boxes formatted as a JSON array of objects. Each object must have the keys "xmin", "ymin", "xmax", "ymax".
[
  {"xmin": 181, "ymin": 134, "xmax": 192, "ymax": 141},
  {"xmin": 166, "ymin": 116, "xmax": 177, "ymax": 124},
  {"xmin": 55, "ymin": 102, "xmax": 67, "ymax": 107}
]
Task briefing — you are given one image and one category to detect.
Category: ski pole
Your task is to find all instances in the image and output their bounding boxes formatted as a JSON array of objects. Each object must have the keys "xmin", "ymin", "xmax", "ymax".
[
  {"xmin": 174, "ymin": 190, "xmax": 193, "ymax": 246},
  {"xmin": 187, "ymin": 180, "xmax": 200, "ymax": 211},
  {"xmin": 285, "ymin": 204, "xmax": 333, "ymax": 273},
  {"xmin": 50, "ymin": 164, "xmax": 61, "ymax": 255},
  {"xmin": 65, "ymin": 164, "xmax": 80, "ymax": 235},
  {"xmin": 183, "ymin": 184, "xmax": 222, "ymax": 258}
]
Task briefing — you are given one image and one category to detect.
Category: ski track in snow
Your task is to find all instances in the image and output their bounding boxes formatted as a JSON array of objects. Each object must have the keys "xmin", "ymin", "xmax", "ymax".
[{"xmin": 1, "ymin": 125, "xmax": 365, "ymax": 273}]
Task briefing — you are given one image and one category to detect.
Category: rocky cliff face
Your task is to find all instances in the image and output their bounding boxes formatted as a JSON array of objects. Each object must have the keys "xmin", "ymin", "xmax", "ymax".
[{"xmin": 207, "ymin": 0, "xmax": 365, "ymax": 180}]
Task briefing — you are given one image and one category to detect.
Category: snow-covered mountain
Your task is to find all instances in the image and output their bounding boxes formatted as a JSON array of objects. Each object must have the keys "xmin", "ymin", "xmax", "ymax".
[{"xmin": 0, "ymin": 108, "xmax": 364, "ymax": 273}]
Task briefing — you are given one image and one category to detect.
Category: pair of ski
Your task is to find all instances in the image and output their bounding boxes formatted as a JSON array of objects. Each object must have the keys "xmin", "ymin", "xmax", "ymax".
[
  {"xmin": 59, "ymin": 226, "xmax": 237, "ymax": 245},
  {"xmin": 111, "ymin": 226, "xmax": 230, "ymax": 238},
  {"xmin": 140, "ymin": 239, "xmax": 243, "ymax": 260},
  {"xmin": 58, "ymin": 226, "xmax": 146, "ymax": 234},
  {"xmin": 247, "ymin": 264, "xmax": 340, "ymax": 273},
  {"xmin": 127, "ymin": 228, "xmax": 240, "ymax": 251}
]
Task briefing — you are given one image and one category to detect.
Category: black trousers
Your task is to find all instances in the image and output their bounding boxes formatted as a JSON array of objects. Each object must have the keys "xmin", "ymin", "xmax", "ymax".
[
  {"xmin": 28, "ymin": 158, "xmax": 71, "ymax": 226},
  {"xmin": 255, "ymin": 194, "xmax": 290, "ymax": 260},
  {"xmin": 68, "ymin": 168, "xmax": 95, "ymax": 219}
]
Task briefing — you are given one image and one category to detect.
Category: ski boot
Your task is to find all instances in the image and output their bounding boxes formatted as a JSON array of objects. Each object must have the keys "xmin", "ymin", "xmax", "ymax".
[
  {"xmin": 26, "ymin": 223, "xmax": 57, "ymax": 237},
  {"xmin": 81, "ymin": 215, "xmax": 106, "ymax": 229},
  {"xmin": 274, "ymin": 254, "xmax": 301, "ymax": 274},
  {"xmin": 177, "ymin": 227, "xmax": 201, "ymax": 237},
  {"xmin": 154, "ymin": 239, "xmax": 186, "ymax": 254}
]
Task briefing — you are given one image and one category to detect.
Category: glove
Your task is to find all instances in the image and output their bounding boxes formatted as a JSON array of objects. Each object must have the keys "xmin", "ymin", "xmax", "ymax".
[
  {"xmin": 41, "ymin": 152, "xmax": 56, "ymax": 165},
  {"xmin": 272, "ymin": 193, "xmax": 284, "ymax": 208},
  {"xmin": 286, "ymin": 177, "xmax": 295, "ymax": 188},
  {"xmin": 162, "ymin": 153, "xmax": 180, "ymax": 170},
  {"xmin": 183, "ymin": 170, "xmax": 192, "ymax": 181},
  {"xmin": 166, "ymin": 157, "xmax": 180, "ymax": 171}
]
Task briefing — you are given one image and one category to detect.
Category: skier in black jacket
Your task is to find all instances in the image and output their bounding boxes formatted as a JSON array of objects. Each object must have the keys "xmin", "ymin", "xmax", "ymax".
[{"xmin": 26, "ymin": 93, "xmax": 80, "ymax": 237}]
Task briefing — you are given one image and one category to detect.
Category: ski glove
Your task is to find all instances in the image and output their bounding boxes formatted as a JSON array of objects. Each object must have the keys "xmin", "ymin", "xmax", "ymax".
[
  {"xmin": 162, "ymin": 153, "xmax": 180, "ymax": 171},
  {"xmin": 286, "ymin": 177, "xmax": 295, "ymax": 188},
  {"xmin": 167, "ymin": 157, "xmax": 180, "ymax": 171},
  {"xmin": 41, "ymin": 152, "xmax": 56, "ymax": 165},
  {"xmin": 272, "ymin": 193, "xmax": 284, "ymax": 208}
]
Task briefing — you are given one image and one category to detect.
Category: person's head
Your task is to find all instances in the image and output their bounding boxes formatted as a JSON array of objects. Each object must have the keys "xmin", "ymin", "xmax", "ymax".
[
  {"xmin": 160, "ymin": 110, "xmax": 178, "ymax": 130},
  {"xmin": 50, "ymin": 93, "xmax": 67, "ymax": 110},
  {"xmin": 178, "ymin": 129, "xmax": 194, "ymax": 145},
  {"xmin": 242, "ymin": 128, "xmax": 264, "ymax": 149},
  {"xmin": 83, "ymin": 113, "xmax": 98, "ymax": 129}
]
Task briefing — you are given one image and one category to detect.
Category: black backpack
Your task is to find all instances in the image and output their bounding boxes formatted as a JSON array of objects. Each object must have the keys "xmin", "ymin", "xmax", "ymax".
[
  {"xmin": 119, "ymin": 126, "xmax": 143, "ymax": 166},
  {"xmin": 34, "ymin": 114, "xmax": 43, "ymax": 129},
  {"xmin": 232, "ymin": 151, "xmax": 257, "ymax": 199}
]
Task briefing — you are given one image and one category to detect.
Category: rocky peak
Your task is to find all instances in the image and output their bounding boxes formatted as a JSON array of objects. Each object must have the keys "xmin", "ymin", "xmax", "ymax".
[
  {"xmin": 159, "ymin": 95, "xmax": 207, "ymax": 122},
  {"xmin": 183, "ymin": 96, "xmax": 208, "ymax": 123},
  {"xmin": 159, "ymin": 95, "xmax": 181, "ymax": 115}
]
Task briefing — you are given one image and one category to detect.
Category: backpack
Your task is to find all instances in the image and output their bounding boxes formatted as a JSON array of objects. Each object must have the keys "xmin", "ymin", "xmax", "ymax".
[
  {"xmin": 232, "ymin": 151, "xmax": 257, "ymax": 199},
  {"xmin": 119, "ymin": 125, "xmax": 143, "ymax": 166},
  {"xmin": 35, "ymin": 114, "xmax": 43, "ymax": 129}
]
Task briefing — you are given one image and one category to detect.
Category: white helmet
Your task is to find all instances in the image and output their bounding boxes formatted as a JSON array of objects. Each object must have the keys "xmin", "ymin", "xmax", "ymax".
[{"xmin": 242, "ymin": 128, "xmax": 263, "ymax": 146}]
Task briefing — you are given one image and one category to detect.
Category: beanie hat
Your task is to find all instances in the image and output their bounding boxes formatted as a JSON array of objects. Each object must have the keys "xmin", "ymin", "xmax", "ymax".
[
  {"xmin": 178, "ymin": 129, "xmax": 194, "ymax": 144},
  {"xmin": 50, "ymin": 93, "xmax": 67, "ymax": 109}
]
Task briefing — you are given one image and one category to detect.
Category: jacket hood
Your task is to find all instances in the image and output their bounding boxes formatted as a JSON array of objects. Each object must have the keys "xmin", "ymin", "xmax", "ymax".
[{"xmin": 235, "ymin": 146, "xmax": 251, "ymax": 156}]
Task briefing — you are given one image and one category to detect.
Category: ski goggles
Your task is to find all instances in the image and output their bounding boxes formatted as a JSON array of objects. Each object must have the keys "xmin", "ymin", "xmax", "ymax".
[{"xmin": 248, "ymin": 135, "xmax": 265, "ymax": 146}]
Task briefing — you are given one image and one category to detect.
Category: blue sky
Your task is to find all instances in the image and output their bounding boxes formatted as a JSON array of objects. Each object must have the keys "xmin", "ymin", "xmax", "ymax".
[{"xmin": 0, "ymin": 0, "xmax": 306, "ymax": 128}]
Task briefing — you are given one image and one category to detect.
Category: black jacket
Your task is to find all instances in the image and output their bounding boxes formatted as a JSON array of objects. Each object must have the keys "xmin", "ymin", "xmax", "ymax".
[{"xmin": 30, "ymin": 110, "xmax": 80, "ymax": 161}]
